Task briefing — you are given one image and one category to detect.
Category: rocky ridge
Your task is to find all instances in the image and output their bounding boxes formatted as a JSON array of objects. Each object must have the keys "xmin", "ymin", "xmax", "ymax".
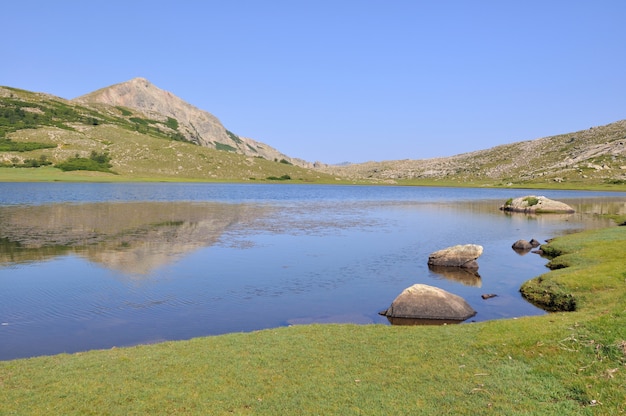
[{"xmin": 319, "ymin": 120, "xmax": 626, "ymax": 186}]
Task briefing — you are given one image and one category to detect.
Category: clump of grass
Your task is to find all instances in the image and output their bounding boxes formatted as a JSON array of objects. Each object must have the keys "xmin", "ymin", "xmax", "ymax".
[
  {"xmin": 0, "ymin": 138, "xmax": 56, "ymax": 152},
  {"xmin": 225, "ymin": 129, "xmax": 242, "ymax": 144},
  {"xmin": 520, "ymin": 276, "xmax": 577, "ymax": 311},
  {"xmin": 215, "ymin": 142, "xmax": 236, "ymax": 152},
  {"xmin": 56, "ymin": 151, "xmax": 115, "ymax": 174},
  {"xmin": 523, "ymin": 196, "xmax": 540, "ymax": 206},
  {"xmin": 115, "ymin": 106, "xmax": 133, "ymax": 116},
  {"xmin": 266, "ymin": 174, "xmax": 291, "ymax": 180},
  {"xmin": 2, "ymin": 155, "xmax": 53, "ymax": 168},
  {"xmin": 538, "ymin": 244, "xmax": 563, "ymax": 259},
  {"xmin": 165, "ymin": 117, "xmax": 179, "ymax": 130}
]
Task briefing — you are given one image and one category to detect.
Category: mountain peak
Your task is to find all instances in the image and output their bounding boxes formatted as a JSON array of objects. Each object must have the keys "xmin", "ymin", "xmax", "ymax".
[
  {"xmin": 73, "ymin": 79, "xmax": 302, "ymax": 165},
  {"xmin": 128, "ymin": 77, "xmax": 150, "ymax": 84}
]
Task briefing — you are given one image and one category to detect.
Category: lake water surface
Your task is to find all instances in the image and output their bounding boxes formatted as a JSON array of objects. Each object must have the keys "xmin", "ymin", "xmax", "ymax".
[{"xmin": 1, "ymin": 183, "xmax": 625, "ymax": 360}]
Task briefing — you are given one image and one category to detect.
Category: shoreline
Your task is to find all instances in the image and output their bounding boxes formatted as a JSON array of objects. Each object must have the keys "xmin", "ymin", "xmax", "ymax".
[{"xmin": 2, "ymin": 166, "xmax": 626, "ymax": 192}]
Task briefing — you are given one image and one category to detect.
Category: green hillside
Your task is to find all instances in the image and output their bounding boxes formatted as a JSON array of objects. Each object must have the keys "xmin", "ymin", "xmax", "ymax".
[{"xmin": 0, "ymin": 86, "xmax": 337, "ymax": 183}]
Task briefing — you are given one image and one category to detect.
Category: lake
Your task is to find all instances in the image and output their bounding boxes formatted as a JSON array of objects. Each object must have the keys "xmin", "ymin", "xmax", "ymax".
[{"xmin": 1, "ymin": 182, "xmax": 625, "ymax": 360}]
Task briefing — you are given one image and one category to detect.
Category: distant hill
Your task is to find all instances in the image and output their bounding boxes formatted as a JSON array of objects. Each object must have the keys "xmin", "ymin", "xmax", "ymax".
[{"xmin": 320, "ymin": 120, "xmax": 626, "ymax": 187}]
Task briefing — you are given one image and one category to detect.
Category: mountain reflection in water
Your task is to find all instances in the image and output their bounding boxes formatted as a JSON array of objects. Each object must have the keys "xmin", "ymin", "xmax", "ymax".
[{"xmin": 0, "ymin": 202, "xmax": 272, "ymax": 275}]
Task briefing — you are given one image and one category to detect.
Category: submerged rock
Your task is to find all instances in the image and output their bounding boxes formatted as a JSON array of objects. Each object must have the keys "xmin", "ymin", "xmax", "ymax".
[
  {"xmin": 427, "ymin": 244, "xmax": 483, "ymax": 270},
  {"xmin": 512, "ymin": 238, "xmax": 542, "ymax": 253},
  {"xmin": 512, "ymin": 239, "xmax": 533, "ymax": 251},
  {"xmin": 500, "ymin": 196, "xmax": 575, "ymax": 214},
  {"xmin": 379, "ymin": 284, "xmax": 476, "ymax": 322}
]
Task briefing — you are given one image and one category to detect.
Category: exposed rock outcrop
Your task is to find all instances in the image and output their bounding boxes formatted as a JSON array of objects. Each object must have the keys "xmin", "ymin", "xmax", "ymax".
[
  {"xmin": 500, "ymin": 196, "xmax": 575, "ymax": 213},
  {"xmin": 379, "ymin": 284, "xmax": 476, "ymax": 322},
  {"xmin": 427, "ymin": 244, "xmax": 483, "ymax": 270}
]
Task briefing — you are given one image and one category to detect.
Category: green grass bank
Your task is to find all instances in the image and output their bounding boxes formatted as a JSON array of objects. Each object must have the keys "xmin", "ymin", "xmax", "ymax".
[{"xmin": 1, "ymin": 223, "xmax": 625, "ymax": 414}]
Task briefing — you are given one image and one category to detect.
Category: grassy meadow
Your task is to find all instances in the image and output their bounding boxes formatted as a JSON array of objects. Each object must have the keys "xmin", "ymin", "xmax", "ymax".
[{"xmin": 1, "ymin": 223, "xmax": 625, "ymax": 415}]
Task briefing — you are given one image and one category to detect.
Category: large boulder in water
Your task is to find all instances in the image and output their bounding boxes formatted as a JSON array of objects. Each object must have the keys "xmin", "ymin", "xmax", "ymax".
[
  {"xmin": 427, "ymin": 244, "xmax": 483, "ymax": 270},
  {"xmin": 379, "ymin": 284, "xmax": 476, "ymax": 322},
  {"xmin": 500, "ymin": 196, "xmax": 575, "ymax": 214}
]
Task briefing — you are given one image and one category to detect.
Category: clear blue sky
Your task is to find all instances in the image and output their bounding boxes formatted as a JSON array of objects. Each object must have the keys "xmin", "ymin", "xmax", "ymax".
[{"xmin": 3, "ymin": 1, "xmax": 625, "ymax": 164}]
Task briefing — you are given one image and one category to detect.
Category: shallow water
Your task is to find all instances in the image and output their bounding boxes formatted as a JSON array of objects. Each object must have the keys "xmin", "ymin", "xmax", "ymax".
[{"xmin": 1, "ymin": 183, "xmax": 625, "ymax": 360}]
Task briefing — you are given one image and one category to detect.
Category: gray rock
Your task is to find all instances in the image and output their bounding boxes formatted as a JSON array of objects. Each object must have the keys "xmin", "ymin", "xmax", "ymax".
[
  {"xmin": 379, "ymin": 284, "xmax": 476, "ymax": 321},
  {"xmin": 500, "ymin": 196, "xmax": 575, "ymax": 213},
  {"xmin": 427, "ymin": 244, "xmax": 483, "ymax": 270}
]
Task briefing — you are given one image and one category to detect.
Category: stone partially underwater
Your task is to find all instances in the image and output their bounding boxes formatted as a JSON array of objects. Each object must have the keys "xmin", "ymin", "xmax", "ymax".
[
  {"xmin": 379, "ymin": 284, "xmax": 477, "ymax": 324},
  {"xmin": 511, "ymin": 238, "xmax": 542, "ymax": 254},
  {"xmin": 500, "ymin": 196, "xmax": 575, "ymax": 214},
  {"xmin": 427, "ymin": 244, "xmax": 484, "ymax": 270}
]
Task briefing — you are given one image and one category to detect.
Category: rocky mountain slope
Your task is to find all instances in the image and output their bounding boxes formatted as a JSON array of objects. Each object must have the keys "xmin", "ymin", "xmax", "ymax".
[
  {"xmin": 0, "ymin": 85, "xmax": 331, "ymax": 182},
  {"xmin": 320, "ymin": 120, "xmax": 626, "ymax": 187},
  {"xmin": 75, "ymin": 78, "xmax": 311, "ymax": 167}
]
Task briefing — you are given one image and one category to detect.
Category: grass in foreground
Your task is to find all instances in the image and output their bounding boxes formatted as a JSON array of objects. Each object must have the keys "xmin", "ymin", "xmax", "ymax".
[{"xmin": 1, "ymin": 227, "xmax": 625, "ymax": 415}]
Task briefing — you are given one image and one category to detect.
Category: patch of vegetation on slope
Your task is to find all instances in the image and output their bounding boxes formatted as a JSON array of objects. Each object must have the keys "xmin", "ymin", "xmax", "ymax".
[
  {"xmin": 0, "ymin": 154, "xmax": 52, "ymax": 168},
  {"xmin": 56, "ymin": 151, "xmax": 115, "ymax": 174},
  {"xmin": 0, "ymin": 86, "xmax": 189, "ymax": 145},
  {"xmin": 0, "ymin": 138, "xmax": 56, "ymax": 152}
]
